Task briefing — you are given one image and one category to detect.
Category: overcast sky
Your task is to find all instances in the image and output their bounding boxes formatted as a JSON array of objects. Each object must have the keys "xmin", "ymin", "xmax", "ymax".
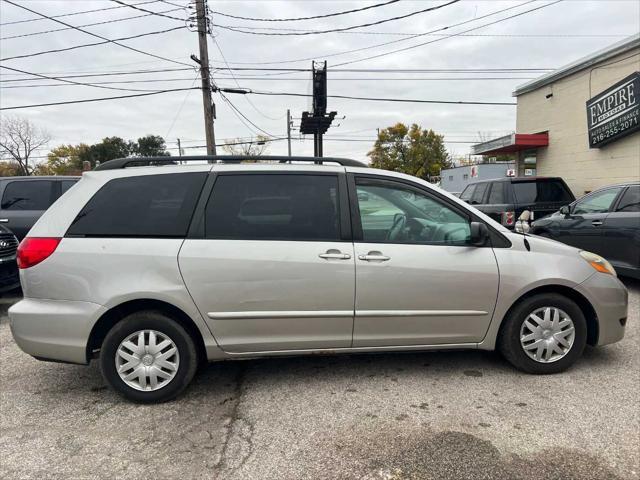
[{"xmin": 1, "ymin": 0, "xmax": 639, "ymax": 163}]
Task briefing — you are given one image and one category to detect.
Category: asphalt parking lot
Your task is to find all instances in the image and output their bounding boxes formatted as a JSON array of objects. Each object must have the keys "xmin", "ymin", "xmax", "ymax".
[{"xmin": 1, "ymin": 280, "xmax": 638, "ymax": 480}]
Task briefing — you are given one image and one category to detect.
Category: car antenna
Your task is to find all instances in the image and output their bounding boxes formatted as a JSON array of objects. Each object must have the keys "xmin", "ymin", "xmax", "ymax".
[{"xmin": 518, "ymin": 210, "xmax": 531, "ymax": 251}]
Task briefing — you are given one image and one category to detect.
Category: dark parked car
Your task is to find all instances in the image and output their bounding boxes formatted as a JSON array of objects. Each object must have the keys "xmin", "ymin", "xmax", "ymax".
[
  {"xmin": 531, "ymin": 182, "xmax": 640, "ymax": 279},
  {"xmin": 0, "ymin": 176, "xmax": 79, "ymax": 240},
  {"xmin": 459, "ymin": 177, "xmax": 575, "ymax": 228},
  {"xmin": 0, "ymin": 225, "xmax": 19, "ymax": 293}
]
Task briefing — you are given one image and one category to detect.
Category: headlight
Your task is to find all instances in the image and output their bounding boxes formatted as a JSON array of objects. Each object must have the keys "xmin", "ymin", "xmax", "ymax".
[{"xmin": 580, "ymin": 251, "xmax": 617, "ymax": 276}]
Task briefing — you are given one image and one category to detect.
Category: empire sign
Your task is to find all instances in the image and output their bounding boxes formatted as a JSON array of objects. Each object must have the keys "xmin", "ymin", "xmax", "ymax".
[{"xmin": 586, "ymin": 71, "xmax": 640, "ymax": 148}]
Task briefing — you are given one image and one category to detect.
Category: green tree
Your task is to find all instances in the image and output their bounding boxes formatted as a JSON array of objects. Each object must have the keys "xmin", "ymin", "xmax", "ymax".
[
  {"xmin": 134, "ymin": 135, "xmax": 170, "ymax": 157},
  {"xmin": 85, "ymin": 136, "xmax": 132, "ymax": 167},
  {"xmin": 368, "ymin": 123, "xmax": 452, "ymax": 180},
  {"xmin": 38, "ymin": 143, "xmax": 90, "ymax": 175}
]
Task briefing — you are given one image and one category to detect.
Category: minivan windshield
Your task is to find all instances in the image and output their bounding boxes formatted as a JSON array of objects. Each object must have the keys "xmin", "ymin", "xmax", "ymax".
[{"xmin": 512, "ymin": 179, "xmax": 573, "ymax": 204}]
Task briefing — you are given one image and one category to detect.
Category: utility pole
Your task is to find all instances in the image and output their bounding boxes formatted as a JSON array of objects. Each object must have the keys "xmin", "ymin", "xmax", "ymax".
[
  {"xmin": 287, "ymin": 109, "xmax": 292, "ymax": 157},
  {"xmin": 177, "ymin": 138, "xmax": 183, "ymax": 163},
  {"xmin": 194, "ymin": 0, "xmax": 216, "ymax": 155},
  {"xmin": 299, "ymin": 61, "xmax": 336, "ymax": 160}
]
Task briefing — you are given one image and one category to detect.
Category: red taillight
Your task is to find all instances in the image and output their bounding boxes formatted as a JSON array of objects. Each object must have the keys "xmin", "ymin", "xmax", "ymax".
[
  {"xmin": 501, "ymin": 211, "xmax": 515, "ymax": 227},
  {"xmin": 17, "ymin": 237, "xmax": 61, "ymax": 269}
]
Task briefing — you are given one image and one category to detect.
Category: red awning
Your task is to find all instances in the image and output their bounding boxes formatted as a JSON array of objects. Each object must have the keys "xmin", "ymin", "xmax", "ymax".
[{"xmin": 471, "ymin": 132, "xmax": 549, "ymax": 155}]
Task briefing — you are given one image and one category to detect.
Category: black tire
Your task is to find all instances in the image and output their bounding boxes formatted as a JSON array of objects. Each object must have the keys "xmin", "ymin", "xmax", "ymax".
[
  {"xmin": 498, "ymin": 293, "xmax": 587, "ymax": 374},
  {"xmin": 100, "ymin": 310, "xmax": 198, "ymax": 403}
]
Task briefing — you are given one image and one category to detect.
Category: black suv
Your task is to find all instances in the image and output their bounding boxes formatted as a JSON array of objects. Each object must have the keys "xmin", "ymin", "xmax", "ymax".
[
  {"xmin": 459, "ymin": 177, "xmax": 575, "ymax": 228},
  {"xmin": 0, "ymin": 176, "xmax": 79, "ymax": 240}
]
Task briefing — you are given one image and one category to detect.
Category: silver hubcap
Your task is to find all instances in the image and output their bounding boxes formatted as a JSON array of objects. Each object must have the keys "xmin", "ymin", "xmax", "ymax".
[
  {"xmin": 520, "ymin": 307, "xmax": 575, "ymax": 363},
  {"xmin": 115, "ymin": 330, "xmax": 180, "ymax": 391}
]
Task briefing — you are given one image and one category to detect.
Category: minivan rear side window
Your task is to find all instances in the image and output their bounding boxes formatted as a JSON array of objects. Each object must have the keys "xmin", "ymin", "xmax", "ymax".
[
  {"xmin": 204, "ymin": 174, "xmax": 340, "ymax": 241},
  {"xmin": 512, "ymin": 180, "xmax": 573, "ymax": 204},
  {"xmin": 67, "ymin": 173, "xmax": 206, "ymax": 237},
  {"xmin": 1, "ymin": 180, "xmax": 55, "ymax": 211}
]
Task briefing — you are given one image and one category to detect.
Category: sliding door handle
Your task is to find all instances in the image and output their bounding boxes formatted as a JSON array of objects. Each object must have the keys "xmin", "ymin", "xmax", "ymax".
[
  {"xmin": 0, "ymin": 219, "xmax": 8, "ymax": 223},
  {"xmin": 358, "ymin": 252, "xmax": 390, "ymax": 262},
  {"xmin": 319, "ymin": 250, "xmax": 351, "ymax": 260}
]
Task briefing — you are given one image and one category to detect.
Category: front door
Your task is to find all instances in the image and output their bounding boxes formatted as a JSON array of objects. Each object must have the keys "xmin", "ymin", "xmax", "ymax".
[
  {"xmin": 179, "ymin": 171, "xmax": 355, "ymax": 353},
  {"xmin": 350, "ymin": 175, "xmax": 499, "ymax": 347},
  {"xmin": 555, "ymin": 186, "xmax": 625, "ymax": 253},
  {"xmin": 602, "ymin": 185, "xmax": 640, "ymax": 273}
]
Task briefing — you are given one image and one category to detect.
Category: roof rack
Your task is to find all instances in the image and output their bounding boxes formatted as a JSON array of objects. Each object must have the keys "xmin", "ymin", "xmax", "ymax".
[{"xmin": 94, "ymin": 155, "xmax": 366, "ymax": 171}]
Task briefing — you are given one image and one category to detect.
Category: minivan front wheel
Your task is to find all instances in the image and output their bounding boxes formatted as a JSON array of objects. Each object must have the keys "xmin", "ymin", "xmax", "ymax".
[
  {"xmin": 499, "ymin": 293, "xmax": 587, "ymax": 374},
  {"xmin": 100, "ymin": 311, "xmax": 198, "ymax": 403}
]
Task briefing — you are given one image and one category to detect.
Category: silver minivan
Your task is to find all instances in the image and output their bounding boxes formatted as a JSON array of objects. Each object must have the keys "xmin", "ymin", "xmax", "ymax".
[{"xmin": 9, "ymin": 156, "xmax": 628, "ymax": 403}]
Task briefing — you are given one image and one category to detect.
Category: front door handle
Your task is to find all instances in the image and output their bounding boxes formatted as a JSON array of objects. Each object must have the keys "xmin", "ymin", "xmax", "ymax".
[
  {"xmin": 592, "ymin": 220, "xmax": 603, "ymax": 226},
  {"xmin": 358, "ymin": 251, "xmax": 390, "ymax": 262},
  {"xmin": 319, "ymin": 249, "xmax": 351, "ymax": 260},
  {"xmin": 0, "ymin": 219, "xmax": 8, "ymax": 223}
]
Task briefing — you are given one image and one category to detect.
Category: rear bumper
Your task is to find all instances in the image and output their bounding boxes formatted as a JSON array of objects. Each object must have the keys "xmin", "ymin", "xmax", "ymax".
[
  {"xmin": 9, "ymin": 298, "xmax": 106, "ymax": 365},
  {"xmin": 576, "ymin": 273, "xmax": 628, "ymax": 346}
]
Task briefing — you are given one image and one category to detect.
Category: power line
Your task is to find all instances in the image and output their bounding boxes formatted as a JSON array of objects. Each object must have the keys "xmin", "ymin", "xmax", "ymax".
[
  {"xmin": 212, "ymin": 0, "xmax": 401, "ymax": 22},
  {"xmin": 219, "ymin": 93, "xmax": 279, "ymax": 138},
  {"xmin": 0, "ymin": 87, "xmax": 201, "ymax": 111},
  {"xmin": 211, "ymin": 1, "xmax": 461, "ymax": 36},
  {"xmin": 0, "ymin": 65, "xmax": 169, "ymax": 93},
  {"xmin": 250, "ymin": 91, "xmax": 517, "ymax": 106},
  {"xmin": 1, "ymin": 0, "xmax": 191, "ymax": 67},
  {"xmin": 110, "ymin": 0, "xmax": 188, "ymax": 22},
  {"xmin": 0, "ymin": 6, "xmax": 185, "ymax": 40},
  {"xmin": 0, "ymin": 26, "xmax": 187, "ymax": 63},
  {"xmin": 334, "ymin": 0, "xmax": 564, "ymax": 67},
  {"xmin": 204, "ymin": 0, "xmax": 538, "ymax": 65},
  {"xmin": 0, "ymin": 0, "xmax": 160, "ymax": 26},
  {"xmin": 208, "ymin": 32, "xmax": 283, "ymax": 121},
  {"xmin": 0, "ymin": 76, "xmax": 538, "ymax": 89},
  {"xmin": 0, "ymin": 67, "xmax": 196, "ymax": 82}
]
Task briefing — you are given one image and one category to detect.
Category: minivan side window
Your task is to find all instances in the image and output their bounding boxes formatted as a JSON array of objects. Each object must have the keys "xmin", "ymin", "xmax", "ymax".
[
  {"xmin": 616, "ymin": 185, "xmax": 640, "ymax": 212},
  {"xmin": 573, "ymin": 187, "xmax": 623, "ymax": 215},
  {"xmin": 67, "ymin": 173, "xmax": 206, "ymax": 237},
  {"xmin": 204, "ymin": 174, "xmax": 340, "ymax": 241},
  {"xmin": 1, "ymin": 181, "xmax": 55, "ymax": 211},
  {"xmin": 355, "ymin": 179, "xmax": 470, "ymax": 245}
]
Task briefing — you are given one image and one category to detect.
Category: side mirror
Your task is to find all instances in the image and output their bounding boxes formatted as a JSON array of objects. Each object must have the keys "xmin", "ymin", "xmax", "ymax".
[
  {"xmin": 469, "ymin": 222, "xmax": 489, "ymax": 246},
  {"xmin": 559, "ymin": 205, "xmax": 571, "ymax": 216}
]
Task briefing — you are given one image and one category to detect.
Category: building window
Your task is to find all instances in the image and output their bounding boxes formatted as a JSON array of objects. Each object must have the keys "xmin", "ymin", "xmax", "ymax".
[
  {"xmin": 463, "ymin": 174, "xmax": 469, "ymax": 180},
  {"xmin": 448, "ymin": 175, "xmax": 453, "ymax": 181}
]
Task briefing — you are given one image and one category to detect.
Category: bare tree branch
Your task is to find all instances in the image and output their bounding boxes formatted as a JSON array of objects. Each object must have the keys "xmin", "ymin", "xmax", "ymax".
[{"xmin": 0, "ymin": 116, "xmax": 51, "ymax": 175}]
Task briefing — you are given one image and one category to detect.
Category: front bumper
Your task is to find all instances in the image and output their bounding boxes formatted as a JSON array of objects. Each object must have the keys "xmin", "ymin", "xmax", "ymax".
[
  {"xmin": 9, "ymin": 298, "xmax": 106, "ymax": 364},
  {"xmin": 576, "ymin": 273, "xmax": 628, "ymax": 346}
]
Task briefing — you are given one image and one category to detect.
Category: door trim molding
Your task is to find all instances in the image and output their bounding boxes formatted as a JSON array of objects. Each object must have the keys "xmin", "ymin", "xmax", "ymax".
[
  {"xmin": 356, "ymin": 310, "xmax": 487, "ymax": 317},
  {"xmin": 208, "ymin": 310, "xmax": 354, "ymax": 320}
]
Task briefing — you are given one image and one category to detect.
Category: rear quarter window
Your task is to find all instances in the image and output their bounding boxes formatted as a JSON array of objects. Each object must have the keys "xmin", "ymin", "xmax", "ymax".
[
  {"xmin": 67, "ymin": 173, "xmax": 206, "ymax": 237},
  {"xmin": 512, "ymin": 180, "xmax": 573, "ymax": 204},
  {"xmin": 1, "ymin": 180, "xmax": 55, "ymax": 210}
]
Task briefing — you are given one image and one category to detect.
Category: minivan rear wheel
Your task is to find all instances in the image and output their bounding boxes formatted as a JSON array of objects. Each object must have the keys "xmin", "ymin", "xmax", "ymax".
[
  {"xmin": 498, "ymin": 293, "xmax": 587, "ymax": 374},
  {"xmin": 99, "ymin": 310, "xmax": 198, "ymax": 403}
]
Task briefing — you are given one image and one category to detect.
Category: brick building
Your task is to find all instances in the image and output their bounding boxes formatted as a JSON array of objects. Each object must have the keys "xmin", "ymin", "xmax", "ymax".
[{"xmin": 471, "ymin": 34, "xmax": 639, "ymax": 197}]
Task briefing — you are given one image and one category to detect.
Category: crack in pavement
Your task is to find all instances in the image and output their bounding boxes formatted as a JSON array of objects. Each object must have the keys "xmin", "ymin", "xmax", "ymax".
[{"xmin": 213, "ymin": 363, "xmax": 255, "ymax": 478}]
